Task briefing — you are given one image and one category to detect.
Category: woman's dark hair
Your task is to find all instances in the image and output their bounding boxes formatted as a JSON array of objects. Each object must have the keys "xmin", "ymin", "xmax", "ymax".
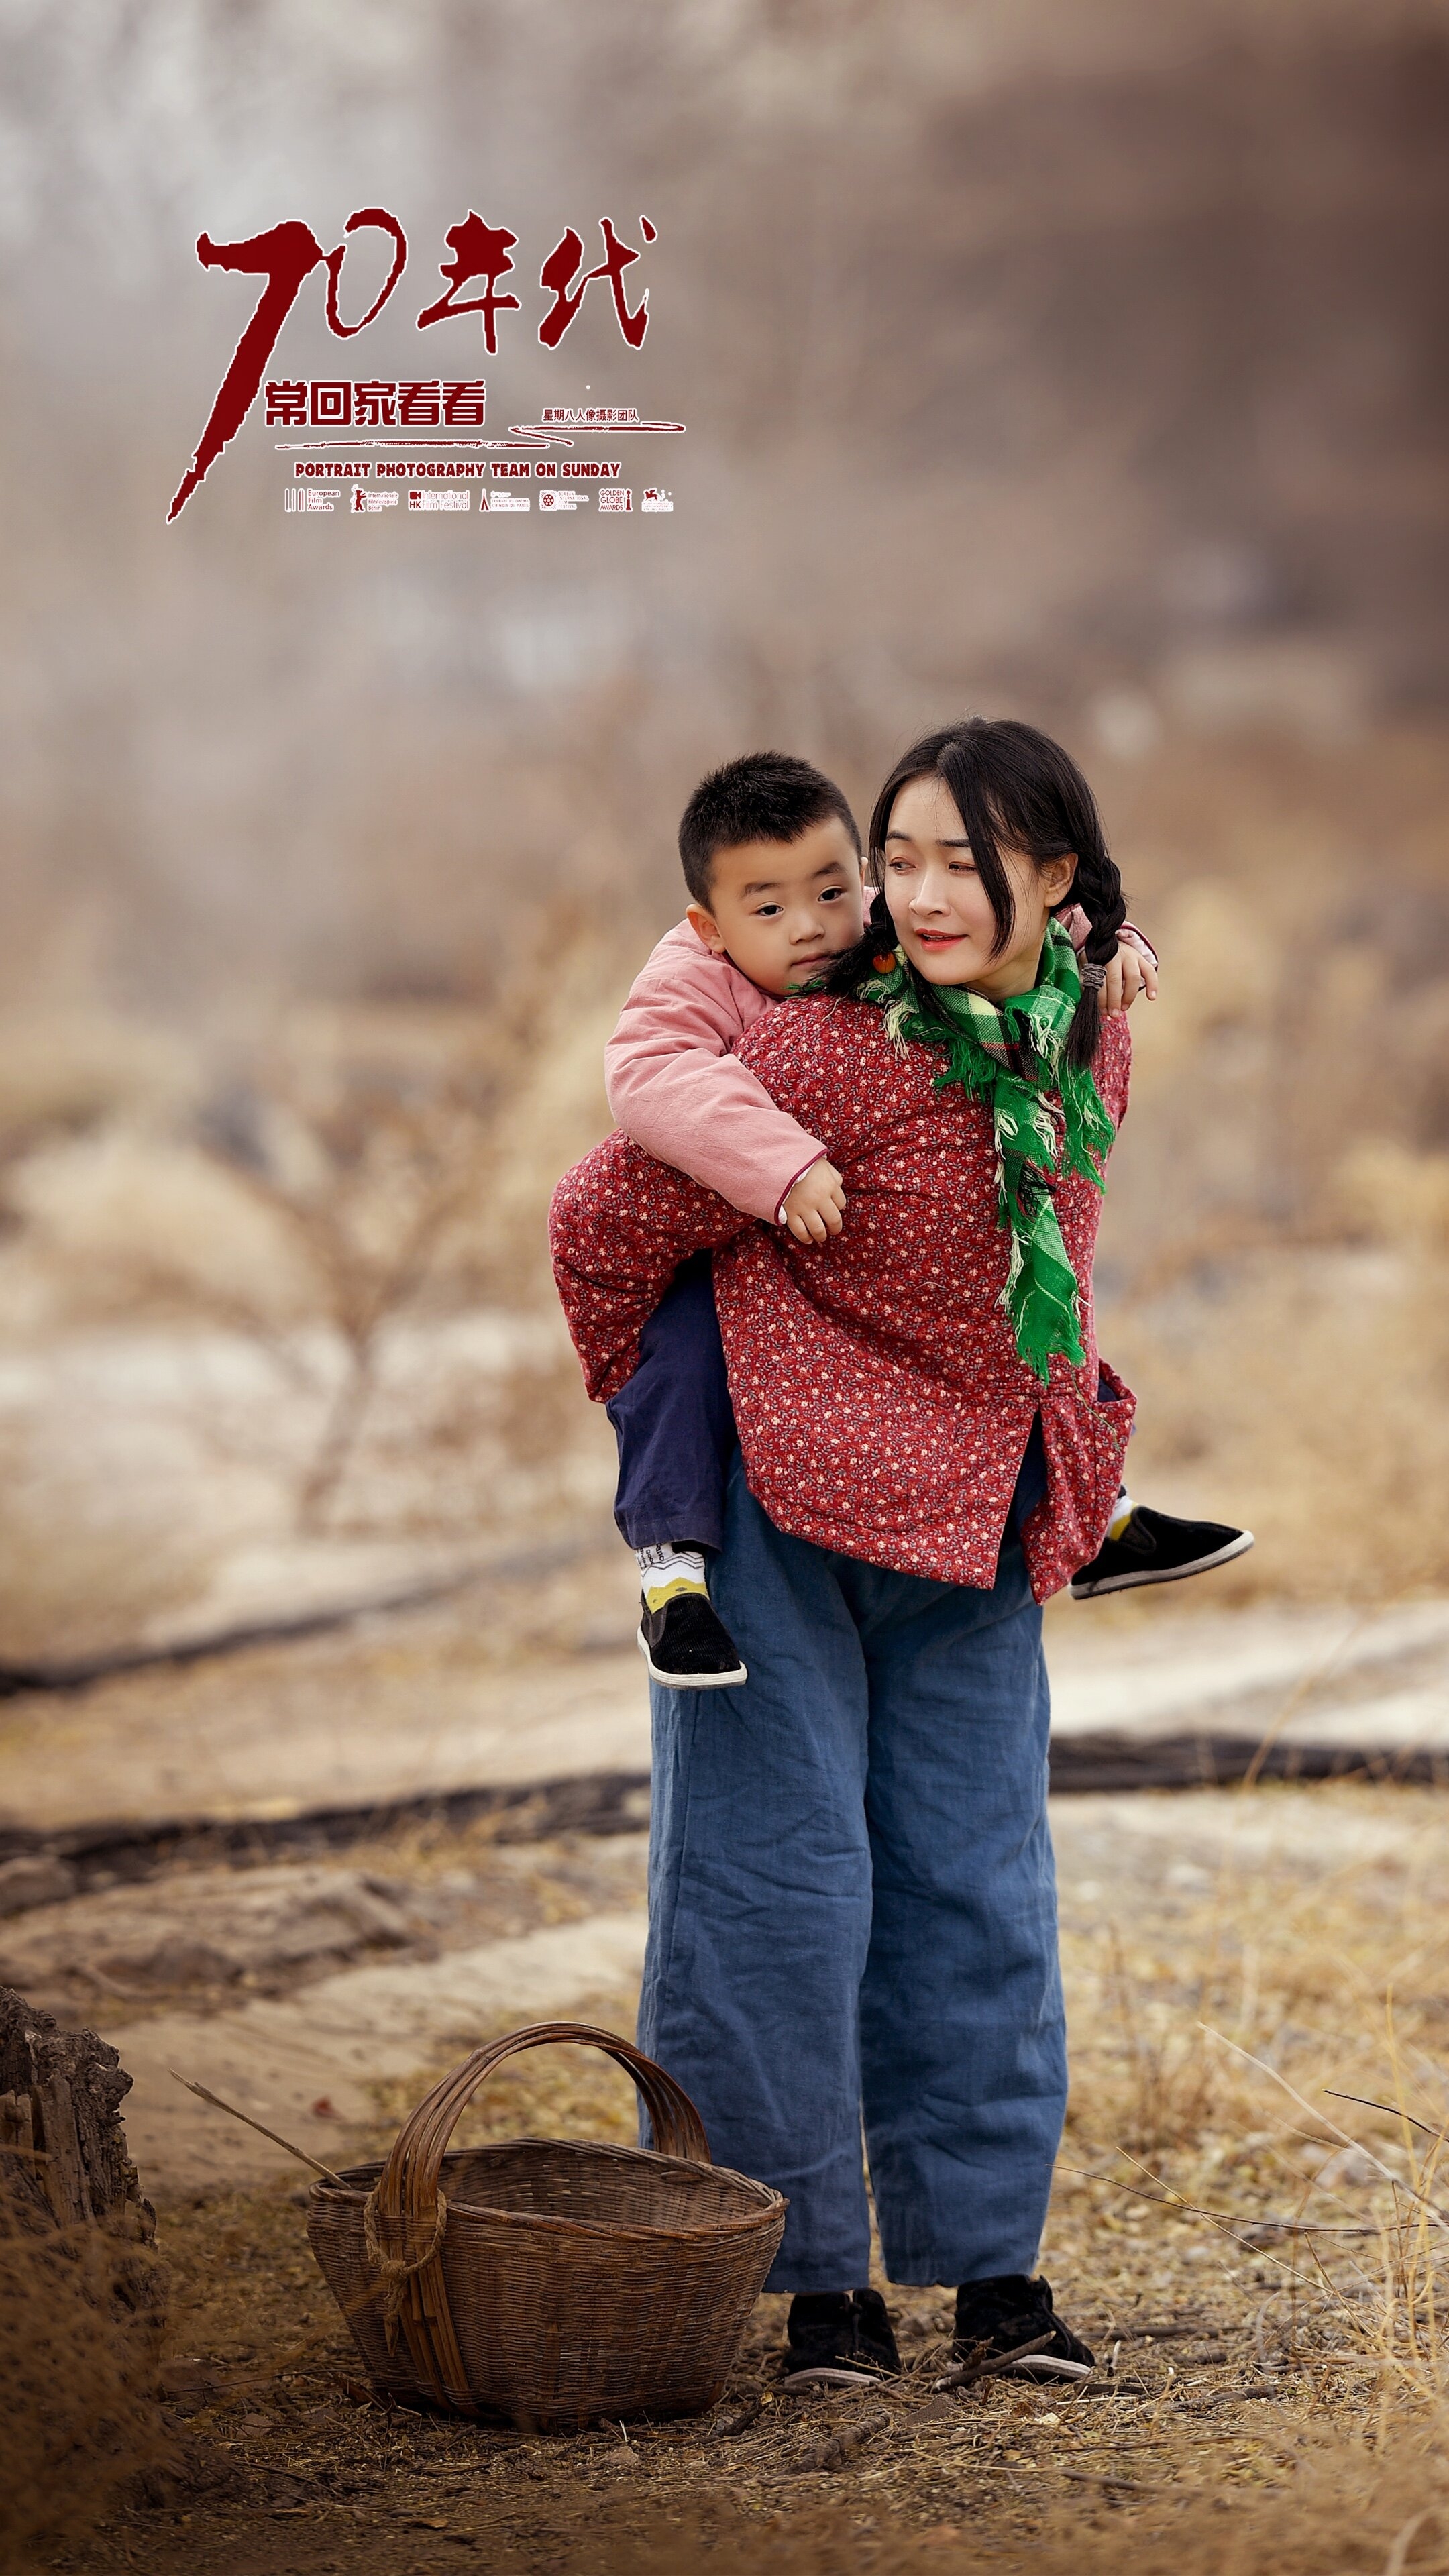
[{"xmin": 826, "ymin": 718, "xmax": 1126, "ymax": 1070}]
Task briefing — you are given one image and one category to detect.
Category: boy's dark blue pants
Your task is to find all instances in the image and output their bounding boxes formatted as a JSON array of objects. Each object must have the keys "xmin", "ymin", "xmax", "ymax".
[
  {"xmin": 606, "ymin": 1254, "xmax": 737, "ymax": 1554},
  {"xmin": 606, "ymin": 1252, "xmax": 1051, "ymax": 1555}
]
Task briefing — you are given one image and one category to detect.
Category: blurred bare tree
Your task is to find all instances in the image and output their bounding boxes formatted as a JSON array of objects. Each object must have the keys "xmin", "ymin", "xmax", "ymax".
[
  {"xmin": 203, "ymin": 1063, "xmax": 500, "ymax": 1528},
  {"xmin": 184, "ymin": 914, "xmax": 615, "ymax": 1527}
]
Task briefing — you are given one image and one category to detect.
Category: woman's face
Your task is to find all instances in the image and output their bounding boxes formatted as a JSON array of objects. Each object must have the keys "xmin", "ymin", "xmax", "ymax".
[{"xmin": 881, "ymin": 774, "xmax": 1076, "ymax": 998}]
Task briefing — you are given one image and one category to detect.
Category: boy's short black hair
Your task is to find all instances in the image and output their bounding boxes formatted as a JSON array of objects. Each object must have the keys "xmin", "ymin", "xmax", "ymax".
[{"xmin": 678, "ymin": 751, "xmax": 861, "ymax": 906}]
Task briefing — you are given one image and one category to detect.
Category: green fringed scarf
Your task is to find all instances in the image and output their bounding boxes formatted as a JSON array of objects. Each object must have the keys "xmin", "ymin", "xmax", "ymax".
[{"xmin": 852, "ymin": 917, "xmax": 1116, "ymax": 1382}]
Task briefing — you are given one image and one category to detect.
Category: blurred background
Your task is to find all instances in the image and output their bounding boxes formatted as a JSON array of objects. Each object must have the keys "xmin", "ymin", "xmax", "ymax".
[{"xmin": 1, "ymin": 0, "xmax": 1448, "ymax": 1670}]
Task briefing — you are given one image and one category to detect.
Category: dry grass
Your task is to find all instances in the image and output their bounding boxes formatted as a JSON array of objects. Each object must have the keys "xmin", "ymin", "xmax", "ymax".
[
  {"xmin": 0, "ymin": 2189, "xmax": 170, "ymax": 2570},
  {"xmin": 1083, "ymin": 729, "xmax": 1449, "ymax": 1599},
  {"xmin": 1109, "ymin": 1247, "xmax": 1449, "ymax": 1602},
  {"xmin": 13, "ymin": 1780, "xmax": 1444, "ymax": 2576}
]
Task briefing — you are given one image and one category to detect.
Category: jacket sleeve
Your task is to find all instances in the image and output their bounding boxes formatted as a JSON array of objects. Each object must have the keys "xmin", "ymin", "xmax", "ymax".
[
  {"xmin": 549, "ymin": 1132, "xmax": 755, "ymax": 1401},
  {"xmin": 1118, "ymin": 922, "xmax": 1158, "ymax": 968},
  {"xmin": 1094, "ymin": 1014, "xmax": 1133, "ymax": 1131},
  {"xmin": 604, "ymin": 947, "xmax": 828, "ymax": 1224},
  {"xmin": 1058, "ymin": 903, "xmax": 1158, "ymax": 969}
]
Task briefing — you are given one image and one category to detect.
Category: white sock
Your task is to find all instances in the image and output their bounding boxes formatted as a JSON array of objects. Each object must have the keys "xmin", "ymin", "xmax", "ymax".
[
  {"xmin": 635, "ymin": 1543, "xmax": 709, "ymax": 1612},
  {"xmin": 1108, "ymin": 1488, "xmax": 1136, "ymax": 1542}
]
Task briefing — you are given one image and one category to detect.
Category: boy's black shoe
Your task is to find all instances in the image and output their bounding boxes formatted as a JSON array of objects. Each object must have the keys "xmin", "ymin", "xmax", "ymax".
[
  {"xmin": 780, "ymin": 2288, "xmax": 902, "ymax": 2389},
  {"xmin": 953, "ymin": 2274, "xmax": 1095, "ymax": 2381},
  {"xmin": 1070, "ymin": 1503, "xmax": 1254, "ymax": 1601},
  {"xmin": 637, "ymin": 1590, "xmax": 748, "ymax": 1688}
]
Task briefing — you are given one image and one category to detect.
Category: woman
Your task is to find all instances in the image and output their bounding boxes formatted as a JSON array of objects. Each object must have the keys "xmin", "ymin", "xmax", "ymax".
[{"xmin": 550, "ymin": 719, "xmax": 1132, "ymax": 2386}]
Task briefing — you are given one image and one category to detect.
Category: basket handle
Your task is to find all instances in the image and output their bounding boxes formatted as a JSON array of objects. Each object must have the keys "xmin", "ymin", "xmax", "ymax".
[{"xmin": 372, "ymin": 2021, "xmax": 712, "ymax": 2226}]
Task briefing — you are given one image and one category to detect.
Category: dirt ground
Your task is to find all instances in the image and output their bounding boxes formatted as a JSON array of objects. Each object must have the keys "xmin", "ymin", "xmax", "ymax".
[{"xmin": 13, "ymin": 1770, "xmax": 1449, "ymax": 2576}]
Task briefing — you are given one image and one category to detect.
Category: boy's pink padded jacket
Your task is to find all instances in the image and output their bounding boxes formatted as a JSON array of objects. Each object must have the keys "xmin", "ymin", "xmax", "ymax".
[
  {"xmin": 604, "ymin": 910, "xmax": 1155, "ymax": 1227},
  {"xmin": 604, "ymin": 920, "xmax": 821, "ymax": 1225}
]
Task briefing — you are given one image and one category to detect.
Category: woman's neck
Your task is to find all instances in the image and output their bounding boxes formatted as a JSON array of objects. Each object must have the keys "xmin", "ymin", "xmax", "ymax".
[{"xmin": 953, "ymin": 934, "xmax": 1046, "ymax": 1004}]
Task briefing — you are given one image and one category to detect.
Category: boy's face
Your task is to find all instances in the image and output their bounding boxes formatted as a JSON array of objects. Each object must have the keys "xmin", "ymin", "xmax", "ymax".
[{"xmin": 686, "ymin": 816, "xmax": 865, "ymax": 995}]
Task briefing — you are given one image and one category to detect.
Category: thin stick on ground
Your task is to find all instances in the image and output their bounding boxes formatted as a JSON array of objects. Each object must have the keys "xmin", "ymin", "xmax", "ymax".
[
  {"xmin": 1326, "ymin": 2094, "xmax": 1449, "ymax": 2144},
  {"xmin": 170, "ymin": 2071, "xmax": 347, "ymax": 2186}
]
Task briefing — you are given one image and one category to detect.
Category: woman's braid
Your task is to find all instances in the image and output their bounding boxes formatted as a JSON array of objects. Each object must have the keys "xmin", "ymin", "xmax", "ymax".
[{"xmin": 1065, "ymin": 837, "xmax": 1128, "ymax": 1071}]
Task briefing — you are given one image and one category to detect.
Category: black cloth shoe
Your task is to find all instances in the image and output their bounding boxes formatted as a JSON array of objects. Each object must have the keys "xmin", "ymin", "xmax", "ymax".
[
  {"xmin": 1070, "ymin": 1502, "xmax": 1254, "ymax": 1600},
  {"xmin": 953, "ymin": 2274, "xmax": 1095, "ymax": 2381},
  {"xmin": 637, "ymin": 1590, "xmax": 748, "ymax": 1688},
  {"xmin": 780, "ymin": 2289, "xmax": 902, "ymax": 2389}
]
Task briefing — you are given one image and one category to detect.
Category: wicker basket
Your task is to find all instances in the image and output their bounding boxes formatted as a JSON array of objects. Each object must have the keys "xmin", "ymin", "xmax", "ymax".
[{"xmin": 305, "ymin": 2020, "xmax": 786, "ymax": 2430}]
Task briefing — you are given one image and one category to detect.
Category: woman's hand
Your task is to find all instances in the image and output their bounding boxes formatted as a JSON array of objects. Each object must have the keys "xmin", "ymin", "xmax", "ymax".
[
  {"xmin": 1102, "ymin": 941, "xmax": 1159, "ymax": 1015},
  {"xmin": 782, "ymin": 1160, "xmax": 847, "ymax": 1244}
]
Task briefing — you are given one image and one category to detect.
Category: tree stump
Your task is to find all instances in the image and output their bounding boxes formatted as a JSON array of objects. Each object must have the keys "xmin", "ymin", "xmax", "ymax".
[
  {"xmin": 0, "ymin": 1991, "xmax": 170, "ymax": 2557},
  {"xmin": 0, "ymin": 1984, "xmax": 156, "ymax": 2241}
]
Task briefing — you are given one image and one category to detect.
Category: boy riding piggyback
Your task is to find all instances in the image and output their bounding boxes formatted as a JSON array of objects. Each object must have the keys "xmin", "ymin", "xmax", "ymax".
[{"xmin": 604, "ymin": 751, "xmax": 1250, "ymax": 1687}]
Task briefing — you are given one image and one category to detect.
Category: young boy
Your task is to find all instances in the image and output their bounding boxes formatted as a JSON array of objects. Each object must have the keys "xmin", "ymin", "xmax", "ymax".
[{"xmin": 604, "ymin": 751, "xmax": 1251, "ymax": 1686}]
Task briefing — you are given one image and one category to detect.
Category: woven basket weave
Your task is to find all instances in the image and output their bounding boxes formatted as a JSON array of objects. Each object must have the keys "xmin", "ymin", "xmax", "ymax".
[{"xmin": 305, "ymin": 2020, "xmax": 786, "ymax": 2430}]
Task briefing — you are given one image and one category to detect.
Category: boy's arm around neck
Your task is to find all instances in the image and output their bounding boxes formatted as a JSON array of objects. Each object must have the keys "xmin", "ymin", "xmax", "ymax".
[
  {"xmin": 1059, "ymin": 902, "xmax": 1158, "ymax": 968},
  {"xmin": 604, "ymin": 924, "xmax": 830, "ymax": 1224},
  {"xmin": 549, "ymin": 1130, "xmax": 753, "ymax": 1403}
]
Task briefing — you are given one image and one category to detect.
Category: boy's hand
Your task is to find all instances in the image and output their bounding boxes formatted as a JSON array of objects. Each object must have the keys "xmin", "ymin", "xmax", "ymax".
[
  {"xmin": 782, "ymin": 1160, "xmax": 847, "ymax": 1244},
  {"xmin": 1103, "ymin": 941, "xmax": 1159, "ymax": 1015}
]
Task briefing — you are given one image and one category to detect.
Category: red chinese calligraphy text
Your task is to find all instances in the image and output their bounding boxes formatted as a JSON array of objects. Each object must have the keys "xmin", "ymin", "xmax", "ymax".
[
  {"xmin": 354, "ymin": 380, "xmax": 398, "ymax": 426},
  {"xmin": 441, "ymin": 381, "xmax": 487, "ymax": 425},
  {"xmin": 168, "ymin": 209, "xmax": 408, "ymax": 520},
  {"xmin": 416, "ymin": 214, "xmax": 520, "ymax": 355},
  {"xmin": 538, "ymin": 216, "xmax": 656, "ymax": 350},
  {"xmin": 264, "ymin": 381, "xmax": 308, "ymax": 425}
]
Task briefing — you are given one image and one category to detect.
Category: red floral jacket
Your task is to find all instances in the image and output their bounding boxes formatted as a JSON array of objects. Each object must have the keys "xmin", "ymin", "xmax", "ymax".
[{"xmin": 549, "ymin": 994, "xmax": 1134, "ymax": 1601}]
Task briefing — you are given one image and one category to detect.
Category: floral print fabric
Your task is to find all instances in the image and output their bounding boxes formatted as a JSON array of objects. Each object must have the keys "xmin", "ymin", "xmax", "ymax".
[{"xmin": 549, "ymin": 996, "xmax": 1134, "ymax": 1601}]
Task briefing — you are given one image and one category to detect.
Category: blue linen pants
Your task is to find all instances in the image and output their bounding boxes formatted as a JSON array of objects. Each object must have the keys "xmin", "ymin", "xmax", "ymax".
[{"xmin": 637, "ymin": 1448, "xmax": 1065, "ymax": 2292}]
